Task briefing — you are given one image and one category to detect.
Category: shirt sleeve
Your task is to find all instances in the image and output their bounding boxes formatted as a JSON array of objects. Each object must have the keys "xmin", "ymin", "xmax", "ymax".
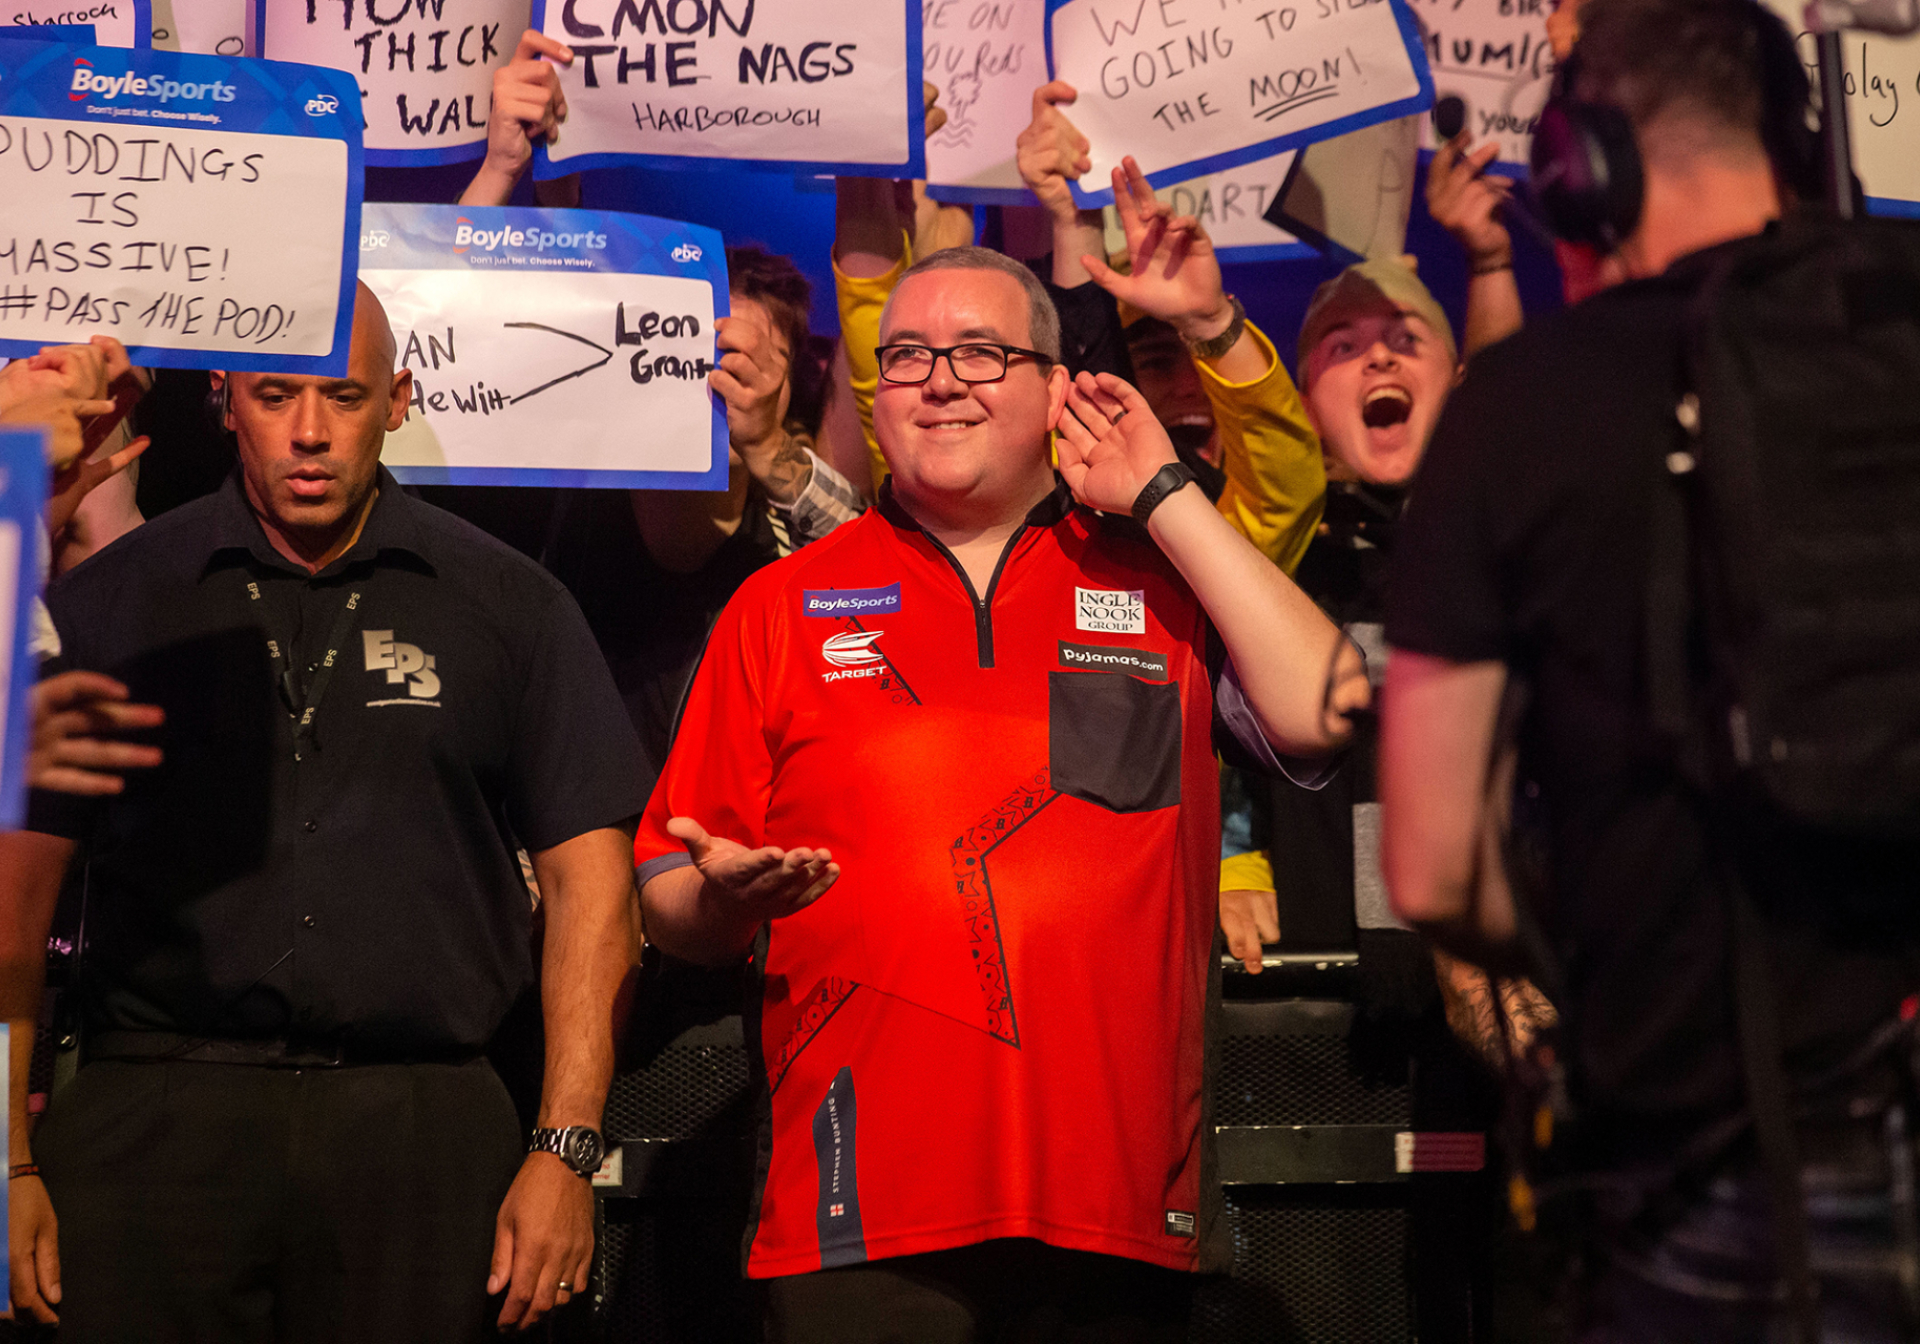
[
  {"xmin": 633, "ymin": 580, "xmax": 777, "ymax": 878},
  {"xmin": 833, "ymin": 239, "xmax": 911, "ymax": 497},
  {"xmin": 505, "ymin": 587, "xmax": 650, "ymax": 853},
  {"xmin": 1197, "ymin": 322, "xmax": 1326, "ymax": 577},
  {"xmin": 1220, "ymin": 849, "xmax": 1276, "ymax": 894},
  {"xmin": 773, "ymin": 447, "xmax": 867, "ymax": 545},
  {"xmin": 1383, "ymin": 373, "xmax": 1510, "ymax": 664}
]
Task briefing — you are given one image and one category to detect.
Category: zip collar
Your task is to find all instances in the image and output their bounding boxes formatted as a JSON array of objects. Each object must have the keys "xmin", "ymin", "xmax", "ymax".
[
  {"xmin": 874, "ymin": 476, "xmax": 1074, "ymax": 669},
  {"xmin": 874, "ymin": 475, "xmax": 1075, "ymax": 535}
]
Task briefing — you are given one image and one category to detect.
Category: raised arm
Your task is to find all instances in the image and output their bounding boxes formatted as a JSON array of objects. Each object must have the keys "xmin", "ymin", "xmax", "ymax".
[
  {"xmin": 1084, "ymin": 159, "xmax": 1326, "ymax": 569},
  {"xmin": 459, "ymin": 29, "xmax": 580, "ymax": 209},
  {"xmin": 1424, "ymin": 134, "xmax": 1524, "ymax": 357},
  {"xmin": 1055, "ymin": 371, "xmax": 1367, "ymax": 755},
  {"xmin": 1016, "ymin": 82, "xmax": 1107, "ymax": 291}
]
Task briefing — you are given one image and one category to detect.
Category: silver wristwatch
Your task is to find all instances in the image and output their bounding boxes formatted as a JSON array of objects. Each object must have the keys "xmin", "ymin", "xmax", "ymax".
[{"xmin": 528, "ymin": 1125, "xmax": 605, "ymax": 1178}]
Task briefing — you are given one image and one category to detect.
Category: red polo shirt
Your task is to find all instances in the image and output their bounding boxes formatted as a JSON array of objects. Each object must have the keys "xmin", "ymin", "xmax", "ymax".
[{"xmin": 635, "ymin": 481, "xmax": 1222, "ymax": 1277}]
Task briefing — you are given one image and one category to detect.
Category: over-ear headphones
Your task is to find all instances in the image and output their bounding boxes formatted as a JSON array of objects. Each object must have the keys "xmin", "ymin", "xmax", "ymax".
[{"xmin": 1528, "ymin": 0, "xmax": 1818, "ymax": 250}]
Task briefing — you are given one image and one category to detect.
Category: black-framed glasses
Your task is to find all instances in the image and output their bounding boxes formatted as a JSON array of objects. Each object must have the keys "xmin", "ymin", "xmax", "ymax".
[{"xmin": 875, "ymin": 342, "xmax": 1056, "ymax": 385}]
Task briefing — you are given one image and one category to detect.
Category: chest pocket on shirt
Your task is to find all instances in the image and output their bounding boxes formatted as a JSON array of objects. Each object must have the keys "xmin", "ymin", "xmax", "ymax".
[{"xmin": 1048, "ymin": 671, "xmax": 1181, "ymax": 813}]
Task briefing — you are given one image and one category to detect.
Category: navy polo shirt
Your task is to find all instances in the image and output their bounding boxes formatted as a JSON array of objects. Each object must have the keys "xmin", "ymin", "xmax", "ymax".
[{"xmin": 29, "ymin": 468, "xmax": 646, "ymax": 1055}]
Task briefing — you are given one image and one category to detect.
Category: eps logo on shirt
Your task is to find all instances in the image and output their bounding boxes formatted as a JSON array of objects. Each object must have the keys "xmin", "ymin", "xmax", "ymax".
[
  {"xmin": 1075, "ymin": 587, "xmax": 1146, "ymax": 635},
  {"xmin": 362, "ymin": 630, "xmax": 441, "ymax": 703}
]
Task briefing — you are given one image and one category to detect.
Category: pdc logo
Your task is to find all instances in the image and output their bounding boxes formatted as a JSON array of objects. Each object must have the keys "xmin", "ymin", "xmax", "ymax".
[{"xmin": 68, "ymin": 57, "xmax": 238, "ymax": 104}]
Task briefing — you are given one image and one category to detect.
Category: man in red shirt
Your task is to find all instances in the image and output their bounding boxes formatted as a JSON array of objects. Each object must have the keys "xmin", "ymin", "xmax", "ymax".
[{"xmin": 636, "ymin": 247, "xmax": 1366, "ymax": 1341}]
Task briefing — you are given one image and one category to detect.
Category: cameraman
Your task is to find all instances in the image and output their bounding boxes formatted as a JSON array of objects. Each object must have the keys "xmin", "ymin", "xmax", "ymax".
[{"xmin": 1380, "ymin": 0, "xmax": 1920, "ymax": 1338}]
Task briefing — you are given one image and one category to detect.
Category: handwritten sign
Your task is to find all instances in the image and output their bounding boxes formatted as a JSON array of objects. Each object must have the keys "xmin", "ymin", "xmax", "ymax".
[
  {"xmin": 924, "ymin": 0, "xmax": 1046, "ymax": 204},
  {"xmin": 1409, "ymin": 0, "xmax": 1551, "ymax": 167},
  {"xmin": 0, "ymin": 41, "xmax": 362, "ymax": 374},
  {"xmin": 360, "ymin": 202, "xmax": 729, "ymax": 489},
  {"xmin": 1, "ymin": 1, "xmax": 146, "ymax": 46},
  {"xmin": 530, "ymin": 0, "xmax": 925, "ymax": 178},
  {"xmin": 1045, "ymin": 0, "xmax": 1432, "ymax": 205},
  {"xmin": 1757, "ymin": 3, "xmax": 1920, "ymax": 213},
  {"xmin": 257, "ymin": 0, "xmax": 528, "ymax": 166},
  {"xmin": 1103, "ymin": 148, "xmax": 1309, "ymax": 257},
  {"xmin": 151, "ymin": 0, "xmax": 246, "ymax": 55},
  {"xmin": 0, "ymin": 429, "xmax": 44, "ymax": 830}
]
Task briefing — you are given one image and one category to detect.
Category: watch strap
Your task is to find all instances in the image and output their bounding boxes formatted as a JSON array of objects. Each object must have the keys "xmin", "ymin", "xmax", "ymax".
[
  {"xmin": 528, "ymin": 1125, "xmax": 603, "ymax": 1178},
  {"xmin": 1131, "ymin": 462, "xmax": 1198, "ymax": 525},
  {"xmin": 1182, "ymin": 294, "xmax": 1246, "ymax": 360}
]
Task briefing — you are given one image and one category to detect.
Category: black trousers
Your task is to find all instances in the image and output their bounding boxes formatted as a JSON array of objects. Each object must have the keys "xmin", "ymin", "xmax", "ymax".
[
  {"xmin": 34, "ymin": 1056, "xmax": 524, "ymax": 1343},
  {"xmin": 765, "ymin": 1238, "xmax": 1195, "ymax": 1344}
]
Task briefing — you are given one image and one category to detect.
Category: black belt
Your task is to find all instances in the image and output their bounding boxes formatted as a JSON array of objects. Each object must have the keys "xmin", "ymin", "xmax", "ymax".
[{"xmin": 86, "ymin": 1032, "xmax": 482, "ymax": 1069}]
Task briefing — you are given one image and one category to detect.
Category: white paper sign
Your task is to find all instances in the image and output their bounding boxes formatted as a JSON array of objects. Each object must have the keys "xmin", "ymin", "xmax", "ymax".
[
  {"xmin": 1, "ymin": 2, "xmax": 145, "ymax": 46},
  {"xmin": 532, "ymin": 0, "xmax": 924, "ymax": 178},
  {"xmin": 924, "ymin": 0, "xmax": 1048, "ymax": 203},
  {"xmin": 258, "ymin": 0, "xmax": 530, "ymax": 166},
  {"xmin": 1760, "ymin": 7, "xmax": 1920, "ymax": 211},
  {"xmin": 0, "ymin": 42, "xmax": 363, "ymax": 374},
  {"xmin": 360, "ymin": 203, "xmax": 730, "ymax": 489},
  {"xmin": 1105, "ymin": 148, "xmax": 1306, "ymax": 255},
  {"xmin": 1408, "ymin": 0, "xmax": 1553, "ymax": 167},
  {"xmin": 151, "ymin": 0, "xmax": 247, "ymax": 55},
  {"xmin": 1046, "ymin": 0, "xmax": 1434, "ymax": 204}
]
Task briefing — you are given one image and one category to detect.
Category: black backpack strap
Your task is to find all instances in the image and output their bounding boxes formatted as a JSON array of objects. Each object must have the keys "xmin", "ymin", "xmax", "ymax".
[
  {"xmin": 1727, "ymin": 864, "xmax": 1821, "ymax": 1342},
  {"xmin": 1645, "ymin": 423, "xmax": 1695, "ymax": 748}
]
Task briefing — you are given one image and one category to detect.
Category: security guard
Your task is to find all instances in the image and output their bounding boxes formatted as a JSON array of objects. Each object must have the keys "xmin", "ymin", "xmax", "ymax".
[{"xmin": 6, "ymin": 285, "xmax": 646, "ymax": 1340}]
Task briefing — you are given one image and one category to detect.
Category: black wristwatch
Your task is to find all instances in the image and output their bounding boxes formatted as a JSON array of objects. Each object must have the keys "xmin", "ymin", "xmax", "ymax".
[
  {"xmin": 1131, "ymin": 461, "xmax": 1198, "ymax": 524},
  {"xmin": 529, "ymin": 1125, "xmax": 606, "ymax": 1179}
]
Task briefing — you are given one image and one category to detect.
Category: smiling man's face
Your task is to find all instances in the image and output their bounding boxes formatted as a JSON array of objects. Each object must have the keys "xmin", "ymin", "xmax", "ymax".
[
  {"xmin": 1302, "ymin": 310, "xmax": 1456, "ymax": 486},
  {"xmin": 873, "ymin": 267, "xmax": 1066, "ymax": 511}
]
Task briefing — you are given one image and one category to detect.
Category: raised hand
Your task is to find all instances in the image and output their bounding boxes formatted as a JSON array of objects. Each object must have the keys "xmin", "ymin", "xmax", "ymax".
[
  {"xmin": 462, "ymin": 29, "xmax": 573, "ymax": 205},
  {"xmin": 923, "ymin": 79, "xmax": 948, "ymax": 139},
  {"xmin": 6, "ymin": 335, "xmax": 146, "ymax": 468},
  {"xmin": 711, "ymin": 308, "xmax": 790, "ymax": 456},
  {"xmin": 48, "ymin": 431, "xmax": 148, "ymax": 540},
  {"xmin": 1425, "ymin": 133, "xmax": 1513, "ymax": 272},
  {"xmin": 666, "ymin": 816, "xmax": 839, "ymax": 924},
  {"xmin": 1082, "ymin": 156, "xmax": 1233, "ymax": 344},
  {"xmin": 0, "ymin": 386, "xmax": 116, "ymax": 473},
  {"xmin": 1055, "ymin": 370, "xmax": 1178, "ymax": 516},
  {"xmin": 1015, "ymin": 81, "xmax": 1092, "ymax": 224},
  {"xmin": 711, "ymin": 308, "xmax": 818, "ymax": 505},
  {"xmin": 29, "ymin": 670, "xmax": 164, "ymax": 797}
]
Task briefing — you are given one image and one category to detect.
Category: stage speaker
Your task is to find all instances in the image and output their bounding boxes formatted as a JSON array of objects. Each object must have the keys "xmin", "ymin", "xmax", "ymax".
[
  {"xmin": 575, "ymin": 955, "xmax": 1494, "ymax": 1344},
  {"xmin": 1196, "ymin": 972, "xmax": 1495, "ymax": 1344},
  {"xmin": 564, "ymin": 955, "xmax": 760, "ymax": 1344}
]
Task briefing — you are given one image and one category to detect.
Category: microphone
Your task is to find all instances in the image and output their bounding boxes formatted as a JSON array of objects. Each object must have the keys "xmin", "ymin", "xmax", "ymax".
[{"xmin": 1432, "ymin": 95, "xmax": 1467, "ymax": 141}]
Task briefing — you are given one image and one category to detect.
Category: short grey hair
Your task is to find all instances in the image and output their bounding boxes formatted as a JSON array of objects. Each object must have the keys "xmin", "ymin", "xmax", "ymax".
[{"xmin": 879, "ymin": 246, "xmax": 1062, "ymax": 362}]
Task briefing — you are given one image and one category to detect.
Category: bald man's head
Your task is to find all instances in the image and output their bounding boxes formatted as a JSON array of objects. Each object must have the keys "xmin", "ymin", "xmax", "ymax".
[
  {"xmin": 353, "ymin": 279, "xmax": 398, "ymax": 377},
  {"xmin": 216, "ymin": 281, "xmax": 414, "ymax": 563}
]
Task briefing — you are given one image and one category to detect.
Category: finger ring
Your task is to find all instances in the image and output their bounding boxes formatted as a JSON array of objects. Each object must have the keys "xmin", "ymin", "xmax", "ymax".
[
  {"xmin": 1111, "ymin": 408, "xmax": 1129, "ymax": 423},
  {"xmin": 556, "ymin": 1281, "xmax": 573, "ymax": 1294}
]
